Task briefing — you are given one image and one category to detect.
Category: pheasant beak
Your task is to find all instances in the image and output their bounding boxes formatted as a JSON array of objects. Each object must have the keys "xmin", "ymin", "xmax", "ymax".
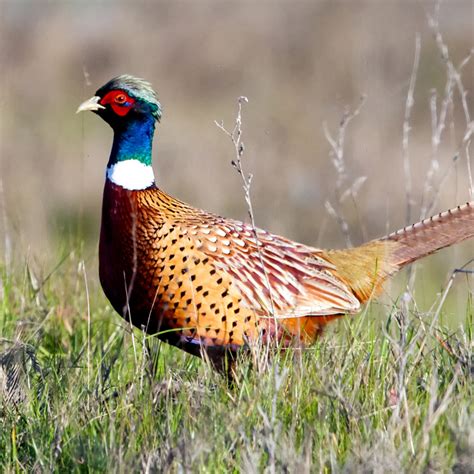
[{"xmin": 76, "ymin": 96, "xmax": 105, "ymax": 114}]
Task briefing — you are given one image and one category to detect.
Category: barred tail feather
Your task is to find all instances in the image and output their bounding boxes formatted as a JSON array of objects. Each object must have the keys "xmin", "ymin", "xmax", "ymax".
[{"xmin": 385, "ymin": 202, "xmax": 474, "ymax": 268}]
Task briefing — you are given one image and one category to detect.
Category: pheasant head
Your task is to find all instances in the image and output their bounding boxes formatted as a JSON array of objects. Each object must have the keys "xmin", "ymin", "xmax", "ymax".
[
  {"xmin": 77, "ymin": 75, "xmax": 162, "ymax": 189},
  {"xmin": 77, "ymin": 75, "xmax": 161, "ymax": 126}
]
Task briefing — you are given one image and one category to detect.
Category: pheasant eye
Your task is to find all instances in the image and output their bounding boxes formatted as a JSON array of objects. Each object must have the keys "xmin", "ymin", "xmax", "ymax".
[{"xmin": 115, "ymin": 94, "xmax": 127, "ymax": 104}]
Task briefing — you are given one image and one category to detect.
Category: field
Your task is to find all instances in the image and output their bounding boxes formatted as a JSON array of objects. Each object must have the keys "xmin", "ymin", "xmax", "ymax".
[
  {"xmin": 0, "ymin": 255, "xmax": 473, "ymax": 472},
  {"xmin": 0, "ymin": 1, "xmax": 473, "ymax": 472}
]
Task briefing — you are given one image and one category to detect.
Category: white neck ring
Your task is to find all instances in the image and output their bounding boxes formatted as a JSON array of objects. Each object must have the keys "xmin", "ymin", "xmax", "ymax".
[{"xmin": 106, "ymin": 160, "xmax": 155, "ymax": 190}]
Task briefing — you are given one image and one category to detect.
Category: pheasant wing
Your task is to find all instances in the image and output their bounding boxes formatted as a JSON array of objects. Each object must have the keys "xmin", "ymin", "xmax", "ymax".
[{"xmin": 185, "ymin": 216, "xmax": 360, "ymax": 318}]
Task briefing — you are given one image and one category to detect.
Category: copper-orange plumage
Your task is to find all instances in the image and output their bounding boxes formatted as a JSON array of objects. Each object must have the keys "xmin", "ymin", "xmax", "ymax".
[{"xmin": 77, "ymin": 75, "xmax": 474, "ymax": 370}]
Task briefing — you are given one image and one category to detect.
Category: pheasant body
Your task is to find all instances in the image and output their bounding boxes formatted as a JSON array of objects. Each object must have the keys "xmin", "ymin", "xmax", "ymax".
[
  {"xmin": 77, "ymin": 75, "xmax": 474, "ymax": 368},
  {"xmin": 99, "ymin": 180, "xmax": 359, "ymax": 356}
]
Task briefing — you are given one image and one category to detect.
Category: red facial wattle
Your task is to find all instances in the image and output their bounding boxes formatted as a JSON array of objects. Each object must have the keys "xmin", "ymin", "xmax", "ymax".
[{"xmin": 100, "ymin": 90, "xmax": 136, "ymax": 116}]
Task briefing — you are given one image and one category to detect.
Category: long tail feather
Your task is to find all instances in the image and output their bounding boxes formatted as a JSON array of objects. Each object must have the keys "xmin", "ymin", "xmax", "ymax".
[{"xmin": 384, "ymin": 202, "xmax": 474, "ymax": 267}]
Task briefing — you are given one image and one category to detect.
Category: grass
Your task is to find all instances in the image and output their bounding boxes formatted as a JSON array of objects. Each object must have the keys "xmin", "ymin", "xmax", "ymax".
[{"xmin": 0, "ymin": 253, "xmax": 472, "ymax": 472}]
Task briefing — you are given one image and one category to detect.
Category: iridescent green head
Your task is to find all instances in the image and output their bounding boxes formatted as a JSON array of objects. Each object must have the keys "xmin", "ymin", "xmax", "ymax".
[
  {"xmin": 77, "ymin": 75, "xmax": 162, "ymax": 129},
  {"xmin": 77, "ymin": 75, "xmax": 162, "ymax": 173}
]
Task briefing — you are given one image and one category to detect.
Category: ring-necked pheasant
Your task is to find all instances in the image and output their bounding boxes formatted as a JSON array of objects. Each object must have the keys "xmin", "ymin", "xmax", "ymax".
[{"xmin": 77, "ymin": 75, "xmax": 474, "ymax": 370}]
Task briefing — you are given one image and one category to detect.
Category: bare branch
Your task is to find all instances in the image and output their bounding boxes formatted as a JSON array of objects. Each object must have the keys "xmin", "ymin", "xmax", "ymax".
[
  {"xmin": 402, "ymin": 34, "xmax": 421, "ymax": 225},
  {"xmin": 323, "ymin": 95, "xmax": 367, "ymax": 246},
  {"xmin": 215, "ymin": 96, "xmax": 276, "ymax": 335},
  {"xmin": 423, "ymin": 1, "xmax": 473, "ymax": 216}
]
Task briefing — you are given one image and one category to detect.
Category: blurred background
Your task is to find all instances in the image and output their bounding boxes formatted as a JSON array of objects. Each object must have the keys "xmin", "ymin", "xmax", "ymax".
[{"xmin": 0, "ymin": 1, "xmax": 472, "ymax": 308}]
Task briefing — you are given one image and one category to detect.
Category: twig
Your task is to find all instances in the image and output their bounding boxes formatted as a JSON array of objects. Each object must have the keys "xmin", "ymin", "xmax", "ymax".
[
  {"xmin": 215, "ymin": 97, "xmax": 275, "ymax": 368},
  {"xmin": 465, "ymin": 138, "xmax": 474, "ymax": 201},
  {"xmin": 79, "ymin": 260, "xmax": 91, "ymax": 408},
  {"xmin": 323, "ymin": 95, "xmax": 367, "ymax": 246},
  {"xmin": 323, "ymin": 96, "xmax": 366, "ymax": 192},
  {"xmin": 422, "ymin": 1, "xmax": 474, "ymax": 217},
  {"xmin": 402, "ymin": 34, "xmax": 421, "ymax": 226}
]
